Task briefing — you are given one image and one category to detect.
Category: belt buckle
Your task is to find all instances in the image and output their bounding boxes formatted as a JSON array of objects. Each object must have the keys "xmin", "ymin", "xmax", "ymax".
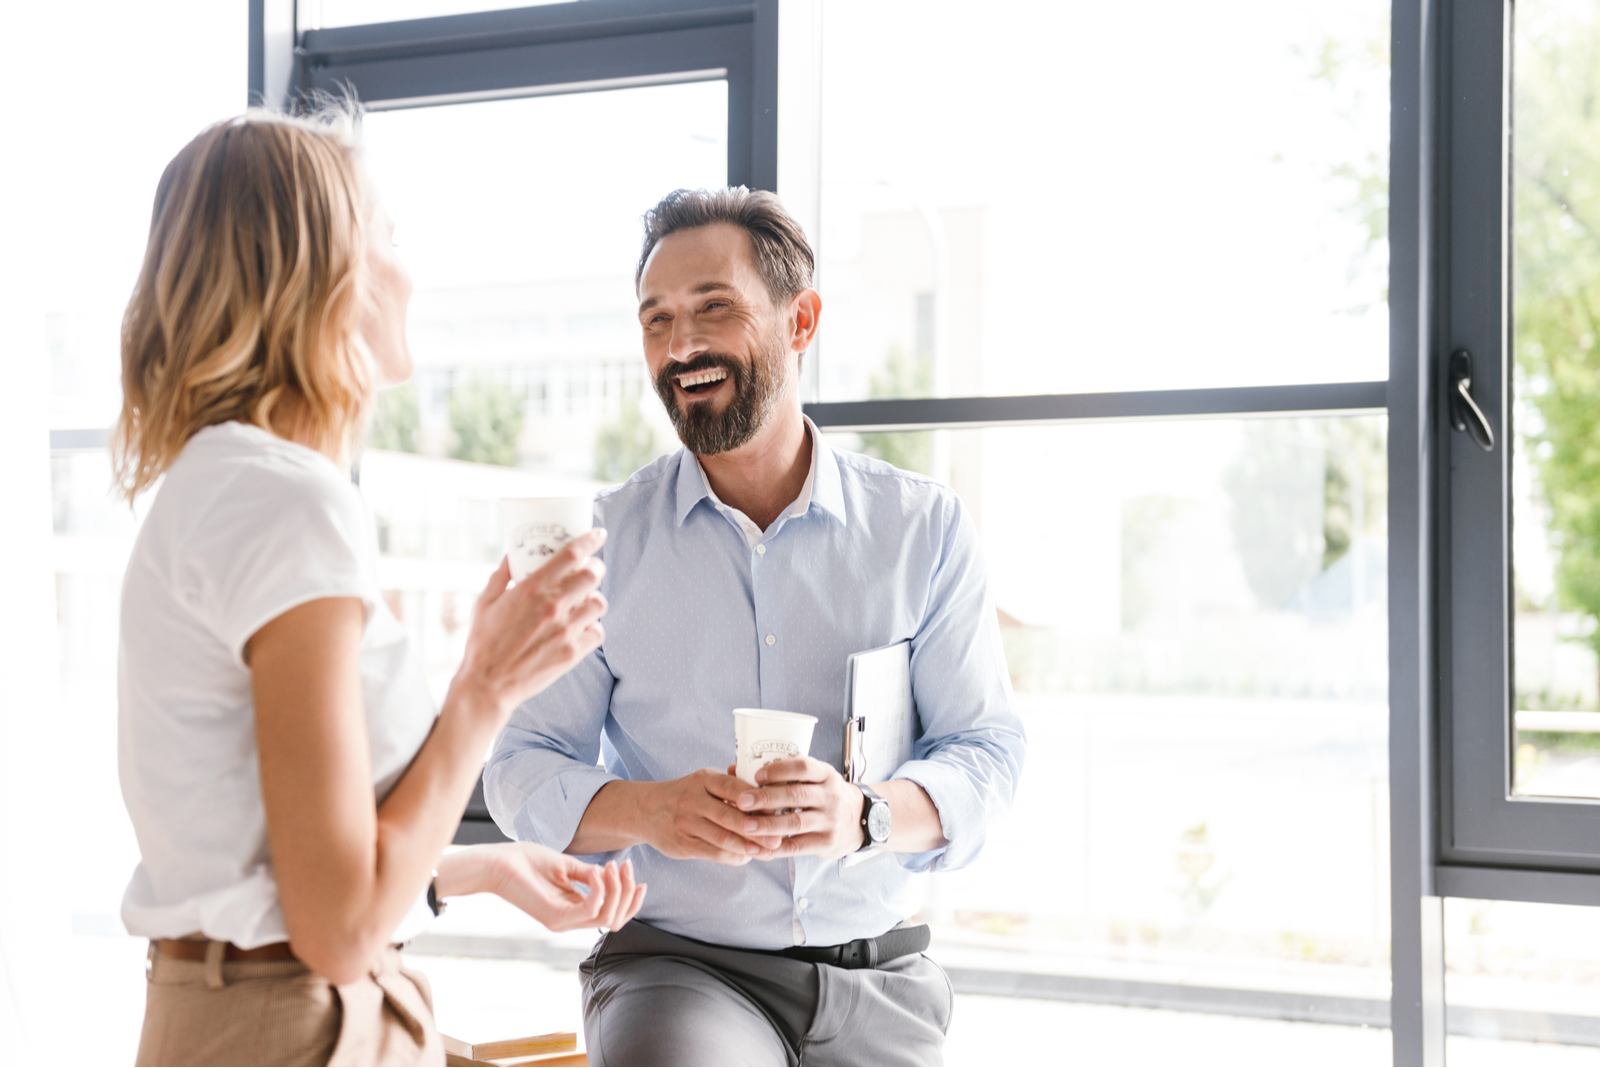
[{"xmin": 842, "ymin": 938, "xmax": 875, "ymax": 969}]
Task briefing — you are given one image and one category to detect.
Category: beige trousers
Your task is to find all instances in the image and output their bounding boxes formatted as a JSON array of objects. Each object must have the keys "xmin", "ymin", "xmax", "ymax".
[{"xmin": 135, "ymin": 943, "xmax": 444, "ymax": 1067}]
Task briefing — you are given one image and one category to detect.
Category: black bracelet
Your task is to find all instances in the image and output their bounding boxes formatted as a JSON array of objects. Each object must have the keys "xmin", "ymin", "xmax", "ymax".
[{"xmin": 426, "ymin": 870, "xmax": 448, "ymax": 917}]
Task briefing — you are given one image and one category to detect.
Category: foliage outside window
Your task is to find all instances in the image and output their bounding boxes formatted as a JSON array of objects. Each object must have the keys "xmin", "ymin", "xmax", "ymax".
[
  {"xmin": 449, "ymin": 373, "xmax": 524, "ymax": 467},
  {"xmin": 592, "ymin": 388, "xmax": 658, "ymax": 483},
  {"xmin": 369, "ymin": 383, "xmax": 420, "ymax": 453}
]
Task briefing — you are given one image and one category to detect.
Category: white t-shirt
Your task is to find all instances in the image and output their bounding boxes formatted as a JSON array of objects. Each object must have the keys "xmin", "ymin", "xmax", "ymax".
[{"xmin": 118, "ymin": 421, "xmax": 438, "ymax": 948}]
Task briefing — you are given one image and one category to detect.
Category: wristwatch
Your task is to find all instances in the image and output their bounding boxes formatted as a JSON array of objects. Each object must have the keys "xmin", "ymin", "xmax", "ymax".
[{"xmin": 858, "ymin": 785, "xmax": 892, "ymax": 852}]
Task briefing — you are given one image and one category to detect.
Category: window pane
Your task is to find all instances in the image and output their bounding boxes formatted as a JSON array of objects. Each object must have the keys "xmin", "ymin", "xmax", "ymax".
[
  {"xmin": 1445, "ymin": 898, "xmax": 1600, "ymax": 1058},
  {"xmin": 1511, "ymin": 0, "xmax": 1600, "ymax": 800},
  {"xmin": 354, "ymin": 81, "xmax": 726, "ymax": 697},
  {"xmin": 814, "ymin": 0, "xmax": 1390, "ymax": 400},
  {"xmin": 826, "ymin": 417, "xmax": 1390, "ymax": 1006}
]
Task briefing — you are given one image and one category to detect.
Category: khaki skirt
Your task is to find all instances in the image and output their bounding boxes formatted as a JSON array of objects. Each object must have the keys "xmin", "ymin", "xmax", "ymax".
[{"xmin": 135, "ymin": 943, "xmax": 444, "ymax": 1067}]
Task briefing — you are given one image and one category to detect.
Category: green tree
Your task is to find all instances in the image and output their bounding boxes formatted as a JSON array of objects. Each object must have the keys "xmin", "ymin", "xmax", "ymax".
[
  {"xmin": 1303, "ymin": 32, "xmax": 1391, "ymax": 300},
  {"xmin": 1321, "ymin": 418, "xmax": 1387, "ymax": 571},
  {"xmin": 1516, "ymin": 6, "xmax": 1600, "ymax": 661},
  {"xmin": 449, "ymin": 372, "xmax": 523, "ymax": 467},
  {"xmin": 593, "ymin": 389, "xmax": 659, "ymax": 482},
  {"xmin": 368, "ymin": 383, "xmax": 419, "ymax": 453},
  {"xmin": 859, "ymin": 344, "xmax": 933, "ymax": 475}
]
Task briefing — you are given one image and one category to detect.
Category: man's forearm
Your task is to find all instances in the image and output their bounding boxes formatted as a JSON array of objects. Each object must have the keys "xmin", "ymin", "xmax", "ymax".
[
  {"xmin": 877, "ymin": 779, "xmax": 947, "ymax": 853},
  {"xmin": 566, "ymin": 779, "xmax": 657, "ymax": 855}
]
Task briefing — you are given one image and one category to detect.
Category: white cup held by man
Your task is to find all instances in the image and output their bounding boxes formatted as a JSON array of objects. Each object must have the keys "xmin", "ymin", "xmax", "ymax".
[
  {"xmin": 733, "ymin": 708, "xmax": 818, "ymax": 786},
  {"xmin": 501, "ymin": 497, "xmax": 595, "ymax": 582}
]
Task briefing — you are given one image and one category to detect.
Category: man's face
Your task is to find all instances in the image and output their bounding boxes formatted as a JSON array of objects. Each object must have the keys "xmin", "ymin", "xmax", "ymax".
[{"xmin": 637, "ymin": 223, "xmax": 793, "ymax": 455}]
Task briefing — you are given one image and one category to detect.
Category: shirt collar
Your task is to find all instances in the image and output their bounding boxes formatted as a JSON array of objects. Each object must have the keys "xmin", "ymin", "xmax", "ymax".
[{"xmin": 672, "ymin": 416, "xmax": 846, "ymax": 528}]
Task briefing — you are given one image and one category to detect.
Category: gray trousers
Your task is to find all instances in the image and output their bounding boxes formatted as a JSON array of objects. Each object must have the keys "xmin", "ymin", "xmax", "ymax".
[{"xmin": 579, "ymin": 921, "xmax": 953, "ymax": 1067}]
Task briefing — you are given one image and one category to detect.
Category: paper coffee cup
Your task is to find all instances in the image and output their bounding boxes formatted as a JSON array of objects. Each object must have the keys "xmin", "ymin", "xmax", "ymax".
[
  {"xmin": 501, "ymin": 497, "xmax": 595, "ymax": 582},
  {"xmin": 733, "ymin": 708, "xmax": 818, "ymax": 786}
]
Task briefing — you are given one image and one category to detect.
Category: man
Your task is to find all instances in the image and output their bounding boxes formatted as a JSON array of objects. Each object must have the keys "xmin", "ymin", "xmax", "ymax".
[{"xmin": 485, "ymin": 187, "xmax": 1025, "ymax": 1067}]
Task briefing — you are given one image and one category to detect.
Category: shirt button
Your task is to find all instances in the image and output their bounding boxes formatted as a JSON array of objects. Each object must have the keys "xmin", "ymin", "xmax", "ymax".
[
  {"xmin": 765, "ymin": 634, "xmax": 776, "ymax": 646},
  {"xmin": 756, "ymin": 544, "xmax": 766, "ymax": 555},
  {"xmin": 798, "ymin": 898, "xmax": 810, "ymax": 911}
]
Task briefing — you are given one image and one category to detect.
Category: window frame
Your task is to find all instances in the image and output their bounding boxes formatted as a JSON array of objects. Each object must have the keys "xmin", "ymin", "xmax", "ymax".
[
  {"xmin": 252, "ymin": 0, "xmax": 778, "ymax": 191},
  {"xmin": 1426, "ymin": 0, "xmax": 1600, "ymax": 876}
]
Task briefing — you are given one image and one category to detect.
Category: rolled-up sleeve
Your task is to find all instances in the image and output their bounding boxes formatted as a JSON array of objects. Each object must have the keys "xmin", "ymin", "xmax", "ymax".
[
  {"xmin": 484, "ymin": 647, "xmax": 621, "ymax": 858},
  {"xmin": 892, "ymin": 492, "xmax": 1026, "ymax": 872}
]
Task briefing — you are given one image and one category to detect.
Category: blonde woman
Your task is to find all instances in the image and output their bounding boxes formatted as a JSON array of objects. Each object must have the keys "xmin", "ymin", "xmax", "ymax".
[{"xmin": 113, "ymin": 110, "xmax": 643, "ymax": 1067}]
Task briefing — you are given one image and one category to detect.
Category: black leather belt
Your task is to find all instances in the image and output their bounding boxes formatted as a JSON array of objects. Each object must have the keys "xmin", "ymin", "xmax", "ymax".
[{"xmin": 775, "ymin": 924, "xmax": 931, "ymax": 969}]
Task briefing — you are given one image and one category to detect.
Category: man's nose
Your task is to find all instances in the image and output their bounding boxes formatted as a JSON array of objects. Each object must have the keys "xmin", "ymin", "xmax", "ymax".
[{"xmin": 666, "ymin": 320, "xmax": 705, "ymax": 363}]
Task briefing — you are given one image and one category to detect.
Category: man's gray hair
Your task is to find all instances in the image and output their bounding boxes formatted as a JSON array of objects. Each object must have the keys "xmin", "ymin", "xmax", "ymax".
[{"xmin": 635, "ymin": 187, "xmax": 815, "ymax": 303}]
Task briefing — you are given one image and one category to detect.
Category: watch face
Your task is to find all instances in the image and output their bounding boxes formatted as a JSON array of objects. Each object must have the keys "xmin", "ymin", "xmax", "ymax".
[{"xmin": 867, "ymin": 802, "xmax": 893, "ymax": 843}]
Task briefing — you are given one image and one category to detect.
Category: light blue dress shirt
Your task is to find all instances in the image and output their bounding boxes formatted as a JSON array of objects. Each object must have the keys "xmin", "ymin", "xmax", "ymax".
[{"xmin": 484, "ymin": 423, "xmax": 1026, "ymax": 950}]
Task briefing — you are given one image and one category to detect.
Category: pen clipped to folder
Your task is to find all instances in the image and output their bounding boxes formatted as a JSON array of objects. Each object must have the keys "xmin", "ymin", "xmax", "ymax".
[{"xmin": 840, "ymin": 640, "xmax": 916, "ymax": 871}]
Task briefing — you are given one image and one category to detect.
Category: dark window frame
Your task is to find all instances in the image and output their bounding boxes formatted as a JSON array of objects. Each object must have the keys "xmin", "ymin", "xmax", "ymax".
[{"xmin": 252, "ymin": 0, "xmax": 778, "ymax": 191}]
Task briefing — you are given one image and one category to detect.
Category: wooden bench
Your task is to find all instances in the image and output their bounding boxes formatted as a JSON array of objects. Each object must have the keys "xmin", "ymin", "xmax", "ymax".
[{"xmin": 441, "ymin": 1031, "xmax": 586, "ymax": 1067}]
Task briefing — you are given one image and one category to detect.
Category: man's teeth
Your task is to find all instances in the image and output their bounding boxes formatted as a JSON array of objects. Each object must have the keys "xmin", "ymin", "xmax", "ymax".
[{"xmin": 677, "ymin": 368, "xmax": 729, "ymax": 388}]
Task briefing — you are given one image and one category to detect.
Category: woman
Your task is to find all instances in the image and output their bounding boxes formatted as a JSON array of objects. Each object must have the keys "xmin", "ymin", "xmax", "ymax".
[{"xmin": 113, "ymin": 108, "xmax": 641, "ymax": 1066}]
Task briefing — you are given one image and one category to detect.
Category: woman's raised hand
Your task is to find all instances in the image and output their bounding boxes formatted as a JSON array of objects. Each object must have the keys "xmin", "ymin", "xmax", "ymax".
[{"xmin": 447, "ymin": 529, "xmax": 608, "ymax": 727}]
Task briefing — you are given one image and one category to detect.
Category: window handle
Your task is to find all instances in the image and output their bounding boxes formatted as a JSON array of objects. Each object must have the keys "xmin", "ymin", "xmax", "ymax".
[{"xmin": 1450, "ymin": 350, "xmax": 1494, "ymax": 452}]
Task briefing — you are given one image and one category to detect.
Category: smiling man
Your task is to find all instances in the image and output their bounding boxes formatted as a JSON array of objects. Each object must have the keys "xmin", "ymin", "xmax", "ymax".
[{"xmin": 485, "ymin": 188, "xmax": 1025, "ymax": 1067}]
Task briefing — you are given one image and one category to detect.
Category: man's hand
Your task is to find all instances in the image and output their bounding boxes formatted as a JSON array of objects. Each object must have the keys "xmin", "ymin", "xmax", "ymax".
[
  {"xmin": 639, "ymin": 770, "xmax": 785, "ymax": 865},
  {"xmin": 731, "ymin": 757, "xmax": 866, "ymax": 860}
]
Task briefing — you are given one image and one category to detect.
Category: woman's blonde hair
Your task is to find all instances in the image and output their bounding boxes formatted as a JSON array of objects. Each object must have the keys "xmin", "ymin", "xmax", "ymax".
[{"xmin": 113, "ymin": 108, "xmax": 374, "ymax": 500}]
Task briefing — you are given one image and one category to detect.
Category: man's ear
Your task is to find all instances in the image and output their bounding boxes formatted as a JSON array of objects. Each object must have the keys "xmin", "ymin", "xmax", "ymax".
[{"xmin": 788, "ymin": 288, "xmax": 823, "ymax": 354}]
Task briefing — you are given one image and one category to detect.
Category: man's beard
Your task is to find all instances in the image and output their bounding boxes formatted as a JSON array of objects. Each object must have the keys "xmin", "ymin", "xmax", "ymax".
[{"xmin": 653, "ymin": 334, "xmax": 789, "ymax": 456}]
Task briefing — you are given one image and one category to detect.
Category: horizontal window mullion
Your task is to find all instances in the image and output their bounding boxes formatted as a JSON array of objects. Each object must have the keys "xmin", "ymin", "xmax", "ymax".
[
  {"xmin": 299, "ymin": 1, "xmax": 756, "ymax": 66},
  {"xmin": 803, "ymin": 381, "xmax": 1388, "ymax": 432}
]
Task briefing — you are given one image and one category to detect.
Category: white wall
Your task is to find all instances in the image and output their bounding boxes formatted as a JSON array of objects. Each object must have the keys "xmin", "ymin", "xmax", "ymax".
[
  {"xmin": 0, "ymin": 4, "xmax": 246, "ymax": 1061},
  {"xmin": 0, "ymin": 242, "xmax": 60, "ymax": 1065}
]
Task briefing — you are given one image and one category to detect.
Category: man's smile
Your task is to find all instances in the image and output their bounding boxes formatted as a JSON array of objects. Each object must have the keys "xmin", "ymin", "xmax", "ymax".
[{"xmin": 676, "ymin": 367, "xmax": 730, "ymax": 396}]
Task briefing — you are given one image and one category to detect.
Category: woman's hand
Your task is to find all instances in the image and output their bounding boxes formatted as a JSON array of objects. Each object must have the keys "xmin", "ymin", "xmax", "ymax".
[
  {"xmin": 437, "ymin": 843, "xmax": 647, "ymax": 933},
  {"xmin": 447, "ymin": 530, "xmax": 609, "ymax": 728}
]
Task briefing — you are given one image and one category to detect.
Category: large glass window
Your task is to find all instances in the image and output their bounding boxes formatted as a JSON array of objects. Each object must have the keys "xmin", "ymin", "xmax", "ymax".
[
  {"xmin": 355, "ymin": 82, "xmax": 727, "ymax": 697},
  {"xmin": 1511, "ymin": 0, "xmax": 1600, "ymax": 802},
  {"xmin": 813, "ymin": 0, "xmax": 1391, "ymax": 402},
  {"xmin": 827, "ymin": 417, "xmax": 1390, "ymax": 1005}
]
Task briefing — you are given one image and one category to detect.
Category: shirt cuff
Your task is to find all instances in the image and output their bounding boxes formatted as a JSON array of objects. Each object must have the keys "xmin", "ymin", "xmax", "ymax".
[
  {"xmin": 892, "ymin": 758, "xmax": 986, "ymax": 872},
  {"xmin": 493, "ymin": 762, "xmax": 623, "ymax": 863}
]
